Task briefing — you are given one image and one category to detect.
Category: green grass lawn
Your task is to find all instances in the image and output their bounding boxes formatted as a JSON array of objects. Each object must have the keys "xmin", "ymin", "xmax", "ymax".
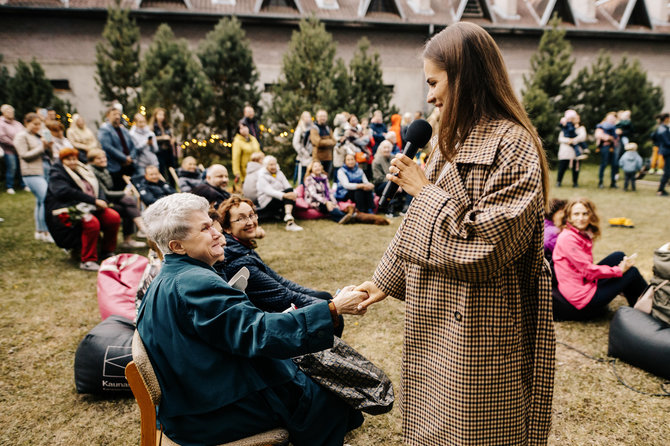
[{"xmin": 0, "ymin": 163, "xmax": 669, "ymax": 445}]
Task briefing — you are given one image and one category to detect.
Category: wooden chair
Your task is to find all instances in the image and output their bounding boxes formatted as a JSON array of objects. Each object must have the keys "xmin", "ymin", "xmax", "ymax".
[
  {"xmin": 122, "ymin": 175, "xmax": 143, "ymax": 210},
  {"xmin": 168, "ymin": 167, "xmax": 181, "ymax": 192},
  {"xmin": 125, "ymin": 331, "xmax": 289, "ymax": 446}
]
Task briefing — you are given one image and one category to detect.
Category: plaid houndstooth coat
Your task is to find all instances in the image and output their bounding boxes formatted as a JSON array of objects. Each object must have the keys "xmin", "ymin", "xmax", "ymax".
[{"xmin": 372, "ymin": 117, "xmax": 555, "ymax": 445}]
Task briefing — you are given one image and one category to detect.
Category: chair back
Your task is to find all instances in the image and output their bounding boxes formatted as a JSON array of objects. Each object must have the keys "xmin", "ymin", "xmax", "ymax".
[
  {"xmin": 126, "ymin": 331, "xmax": 290, "ymax": 446},
  {"xmin": 125, "ymin": 330, "xmax": 162, "ymax": 446}
]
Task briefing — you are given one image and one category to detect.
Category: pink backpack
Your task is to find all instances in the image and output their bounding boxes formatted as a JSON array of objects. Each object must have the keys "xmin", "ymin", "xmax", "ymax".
[{"xmin": 97, "ymin": 254, "xmax": 149, "ymax": 321}]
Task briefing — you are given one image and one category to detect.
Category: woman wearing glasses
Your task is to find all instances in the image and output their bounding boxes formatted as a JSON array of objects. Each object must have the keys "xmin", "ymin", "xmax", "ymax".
[{"xmin": 215, "ymin": 195, "xmax": 342, "ymax": 333}]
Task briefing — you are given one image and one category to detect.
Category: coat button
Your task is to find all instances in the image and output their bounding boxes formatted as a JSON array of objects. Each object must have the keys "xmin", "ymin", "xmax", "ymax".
[{"xmin": 454, "ymin": 311, "xmax": 463, "ymax": 321}]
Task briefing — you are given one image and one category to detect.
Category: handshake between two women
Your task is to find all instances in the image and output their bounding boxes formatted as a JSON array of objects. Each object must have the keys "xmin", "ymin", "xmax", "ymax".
[{"xmin": 331, "ymin": 282, "xmax": 387, "ymax": 316}]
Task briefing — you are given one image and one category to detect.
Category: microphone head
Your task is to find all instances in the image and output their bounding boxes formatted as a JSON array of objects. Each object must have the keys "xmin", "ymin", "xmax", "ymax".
[{"xmin": 405, "ymin": 119, "xmax": 433, "ymax": 150}]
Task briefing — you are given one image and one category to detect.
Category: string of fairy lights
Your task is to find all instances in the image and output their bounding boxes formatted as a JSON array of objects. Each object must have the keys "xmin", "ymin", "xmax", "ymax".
[{"xmin": 59, "ymin": 105, "xmax": 298, "ymax": 150}]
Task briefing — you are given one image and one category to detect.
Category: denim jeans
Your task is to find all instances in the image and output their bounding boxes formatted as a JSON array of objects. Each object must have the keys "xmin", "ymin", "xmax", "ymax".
[
  {"xmin": 4, "ymin": 153, "xmax": 26, "ymax": 190},
  {"xmin": 23, "ymin": 175, "xmax": 49, "ymax": 232},
  {"xmin": 598, "ymin": 146, "xmax": 617, "ymax": 186}
]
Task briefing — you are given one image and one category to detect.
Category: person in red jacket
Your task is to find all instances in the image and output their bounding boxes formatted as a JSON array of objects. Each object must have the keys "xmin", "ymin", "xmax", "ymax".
[{"xmin": 552, "ymin": 197, "xmax": 647, "ymax": 317}]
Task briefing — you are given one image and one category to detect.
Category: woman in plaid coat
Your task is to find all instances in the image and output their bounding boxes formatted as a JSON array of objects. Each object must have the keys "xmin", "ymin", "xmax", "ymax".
[{"xmin": 357, "ymin": 23, "xmax": 555, "ymax": 445}]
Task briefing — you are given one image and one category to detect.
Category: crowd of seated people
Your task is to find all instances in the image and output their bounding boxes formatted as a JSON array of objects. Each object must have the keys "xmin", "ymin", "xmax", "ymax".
[{"xmin": 1, "ymin": 102, "xmax": 432, "ymax": 271}]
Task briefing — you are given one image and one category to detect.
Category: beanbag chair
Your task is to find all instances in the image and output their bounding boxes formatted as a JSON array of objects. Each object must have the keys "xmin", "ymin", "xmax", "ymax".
[
  {"xmin": 552, "ymin": 288, "xmax": 606, "ymax": 321},
  {"xmin": 74, "ymin": 315, "xmax": 134, "ymax": 395},
  {"xmin": 608, "ymin": 306, "xmax": 670, "ymax": 380},
  {"xmin": 97, "ymin": 254, "xmax": 148, "ymax": 321}
]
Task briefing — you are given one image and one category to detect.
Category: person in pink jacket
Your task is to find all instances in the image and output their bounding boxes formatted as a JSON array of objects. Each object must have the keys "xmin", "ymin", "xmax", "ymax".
[{"xmin": 552, "ymin": 197, "xmax": 647, "ymax": 317}]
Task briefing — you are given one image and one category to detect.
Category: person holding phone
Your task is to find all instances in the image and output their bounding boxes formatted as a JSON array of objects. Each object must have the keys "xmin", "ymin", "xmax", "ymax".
[
  {"xmin": 129, "ymin": 113, "xmax": 159, "ymax": 175},
  {"xmin": 552, "ymin": 197, "xmax": 648, "ymax": 318}
]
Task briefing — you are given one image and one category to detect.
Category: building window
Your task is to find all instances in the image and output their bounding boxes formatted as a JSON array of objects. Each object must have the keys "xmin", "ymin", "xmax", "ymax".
[
  {"xmin": 50, "ymin": 79, "xmax": 71, "ymax": 91},
  {"xmin": 367, "ymin": 0, "xmax": 400, "ymax": 14},
  {"xmin": 259, "ymin": 0, "xmax": 299, "ymax": 10}
]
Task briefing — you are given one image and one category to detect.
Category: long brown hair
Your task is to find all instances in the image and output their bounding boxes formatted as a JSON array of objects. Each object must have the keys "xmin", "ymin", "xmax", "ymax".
[
  {"xmin": 423, "ymin": 22, "xmax": 550, "ymax": 205},
  {"xmin": 558, "ymin": 197, "xmax": 601, "ymax": 240},
  {"xmin": 149, "ymin": 107, "xmax": 169, "ymax": 129}
]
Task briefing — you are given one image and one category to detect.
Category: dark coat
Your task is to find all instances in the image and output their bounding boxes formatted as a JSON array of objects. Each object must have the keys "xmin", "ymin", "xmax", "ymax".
[
  {"xmin": 45, "ymin": 162, "xmax": 105, "ymax": 249},
  {"xmin": 98, "ymin": 122, "xmax": 137, "ymax": 173},
  {"xmin": 190, "ymin": 182, "xmax": 230, "ymax": 208},
  {"xmin": 91, "ymin": 165, "xmax": 124, "ymax": 202},
  {"xmin": 176, "ymin": 168, "xmax": 204, "ymax": 193},
  {"xmin": 136, "ymin": 178, "xmax": 176, "ymax": 206},
  {"xmin": 372, "ymin": 118, "xmax": 555, "ymax": 445},
  {"xmin": 215, "ymin": 233, "xmax": 324, "ymax": 312},
  {"xmin": 137, "ymin": 254, "xmax": 337, "ymax": 444}
]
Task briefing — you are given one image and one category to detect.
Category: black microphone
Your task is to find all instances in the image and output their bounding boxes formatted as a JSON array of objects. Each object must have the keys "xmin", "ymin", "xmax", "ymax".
[{"xmin": 378, "ymin": 119, "xmax": 433, "ymax": 212}]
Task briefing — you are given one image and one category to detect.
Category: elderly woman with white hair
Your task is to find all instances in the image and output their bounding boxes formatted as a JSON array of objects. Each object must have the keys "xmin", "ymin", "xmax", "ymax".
[
  {"xmin": 137, "ymin": 193, "xmax": 365, "ymax": 445},
  {"xmin": 256, "ymin": 155, "xmax": 303, "ymax": 231}
]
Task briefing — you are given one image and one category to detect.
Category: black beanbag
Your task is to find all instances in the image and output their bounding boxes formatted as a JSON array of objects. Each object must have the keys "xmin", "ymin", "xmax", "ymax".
[
  {"xmin": 608, "ymin": 306, "xmax": 670, "ymax": 380},
  {"xmin": 74, "ymin": 315, "xmax": 134, "ymax": 395}
]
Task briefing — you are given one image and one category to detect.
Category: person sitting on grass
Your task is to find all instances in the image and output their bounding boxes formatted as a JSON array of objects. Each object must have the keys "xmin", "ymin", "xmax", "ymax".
[
  {"xmin": 552, "ymin": 197, "xmax": 647, "ymax": 319},
  {"xmin": 87, "ymin": 148, "xmax": 147, "ymax": 250},
  {"xmin": 303, "ymin": 160, "xmax": 353, "ymax": 225},
  {"xmin": 190, "ymin": 164, "xmax": 231, "ymax": 208},
  {"xmin": 335, "ymin": 153, "xmax": 375, "ymax": 215},
  {"xmin": 544, "ymin": 198, "xmax": 566, "ymax": 263},
  {"xmin": 214, "ymin": 195, "xmax": 344, "ymax": 335},
  {"xmin": 176, "ymin": 156, "xmax": 204, "ymax": 193},
  {"xmin": 137, "ymin": 193, "xmax": 364, "ymax": 445},
  {"xmin": 137, "ymin": 165, "xmax": 176, "ymax": 206},
  {"xmin": 256, "ymin": 155, "xmax": 303, "ymax": 231},
  {"xmin": 45, "ymin": 147, "xmax": 121, "ymax": 271},
  {"xmin": 242, "ymin": 151, "xmax": 265, "ymax": 205}
]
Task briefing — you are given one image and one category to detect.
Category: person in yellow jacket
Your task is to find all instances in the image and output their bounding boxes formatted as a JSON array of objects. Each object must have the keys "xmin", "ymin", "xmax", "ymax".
[{"xmin": 232, "ymin": 121, "xmax": 261, "ymax": 189}]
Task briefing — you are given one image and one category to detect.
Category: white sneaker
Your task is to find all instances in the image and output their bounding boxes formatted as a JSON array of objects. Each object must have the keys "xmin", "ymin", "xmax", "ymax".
[
  {"xmin": 285, "ymin": 221, "xmax": 303, "ymax": 232},
  {"xmin": 0, "ymin": 217, "xmax": 4, "ymax": 222},
  {"xmin": 6, "ymin": 188, "xmax": 15, "ymax": 195},
  {"xmin": 120, "ymin": 240, "xmax": 147, "ymax": 249},
  {"xmin": 284, "ymin": 214, "xmax": 295, "ymax": 223},
  {"xmin": 42, "ymin": 233, "xmax": 54, "ymax": 243},
  {"xmin": 23, "ymin": 186, "xmax": 31, "ymax": 192},
  {"xmin": 79, "ymin": 261, "xmax": 100, "ymax": 271},
  {"xmin": 35, "ymin": 232, "xmax": 43, "ymax": 241}
]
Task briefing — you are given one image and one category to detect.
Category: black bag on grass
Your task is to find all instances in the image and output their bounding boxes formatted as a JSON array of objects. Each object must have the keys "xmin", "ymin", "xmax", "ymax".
[
  {"xmin": 608, "ymin": 306, "xmax": 670, "ymax": 381},
  {"xmin": 74, "ymin": 315, "xmax": 134, "ymax": 395},
  {"xmin": 292, "ymin": 336, "xmax": 394, "ymax": 415}
]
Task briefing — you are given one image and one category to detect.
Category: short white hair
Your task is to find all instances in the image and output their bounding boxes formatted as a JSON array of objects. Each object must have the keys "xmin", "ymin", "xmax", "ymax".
[
  {"xmin": 262, "ymin": 155, "xmax": 277, "ymax": 167},
  {"xmin": 142, "ymin": 193, "xmax": 209, "ymax": 255},
  {"xmin": 0, "ymin": 104, "xmax": 14, "ymax": 114}
]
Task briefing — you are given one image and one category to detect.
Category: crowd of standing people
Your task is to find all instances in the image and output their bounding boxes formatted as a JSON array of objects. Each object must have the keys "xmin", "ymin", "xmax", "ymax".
[{"xmin": 556, "ymin": 108, "xmax": 670, "ymax": 195}]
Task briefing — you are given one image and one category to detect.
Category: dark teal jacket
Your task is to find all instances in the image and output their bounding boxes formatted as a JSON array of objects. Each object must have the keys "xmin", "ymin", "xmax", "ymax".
[{"xmin": 137, "ymin": 254, "xmax": 334, "ymax": 419}]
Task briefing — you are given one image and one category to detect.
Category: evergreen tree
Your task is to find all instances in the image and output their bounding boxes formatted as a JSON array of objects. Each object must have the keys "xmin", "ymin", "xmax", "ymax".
[
  {"xmin": 564, "ymin": 52, "xmax": 663, "ymax": 154},
  {"xmin": 8, "ymin": 59, "xmax": 56, "ymax": 120},
  {"xmin": 0, "ymin": 55, "xmax": 11, "ymax": 105},
  {"xmin": 521, "ymin": 14, "xmax": 574, "ymax": 156},
  {"xmin": 198, "ymin": 17, "xmax": 261, "ymax": 141},
  {"xmin": 269, "ymin": 17, "xmax": 338, "ymax": 126},
  {"xmin": 347, "ymin": 37, "xmax": 396, "ymax": 120},
  {"xmin": 95, "ymin": 2, "xmax": 141, "ymax": 114},
  {"xmin": 331, "ymin": 58, "xmax": 351, "ymax": 115},
  {"xmin": 140, "ymin": 24, "xmax": 214, "ymax": 139}
]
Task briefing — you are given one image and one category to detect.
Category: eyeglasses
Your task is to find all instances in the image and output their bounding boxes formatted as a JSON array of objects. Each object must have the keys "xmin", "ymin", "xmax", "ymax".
[{"xmin": 231, "ymin": 213, "xmax": 258, "ymax": 224}]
